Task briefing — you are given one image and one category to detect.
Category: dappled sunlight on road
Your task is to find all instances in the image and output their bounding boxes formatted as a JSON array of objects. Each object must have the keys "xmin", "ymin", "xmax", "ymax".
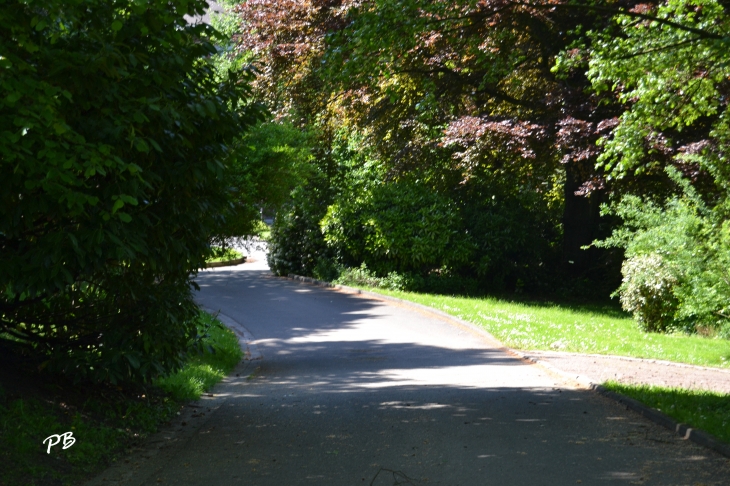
[{"xmin": 165, "ymin": 266, "xmax": 730, "ymax": 486}]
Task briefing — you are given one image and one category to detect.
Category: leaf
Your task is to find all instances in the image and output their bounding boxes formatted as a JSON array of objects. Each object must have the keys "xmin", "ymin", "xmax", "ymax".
[
  {"xmin": 124, "ymin": 353, "xmax": 140, "ymax": 369},
  {"xmin": 112, "ymin": 20, "xmax": 123, "ymax": 32},
  {"xmin": 112, "ymin": 198, "xmax": 124, "ymax": 213},
  {"xmin": 120, "ymin": 194, "xmax": 138, "ymax": 205},
  {"xmin": 133, "ymin": 138, "xmax": 149, "ymax": 153}
]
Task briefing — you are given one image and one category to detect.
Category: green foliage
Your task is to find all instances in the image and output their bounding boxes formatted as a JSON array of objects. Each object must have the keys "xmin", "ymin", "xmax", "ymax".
[
  {"xmin": 587, "ymin": 0, "xmax": 730, "ymax": 179},
  {"xmin": 312, "ymin": 257, "xmax": 341, "ymax": 283},
  {"xmin": 596, "ymin": 169, "xmax": 730, "ymax": 334},
  {"xmin": 267, "ymin": 181, "xmax": 332, "ymax": 277},
  {"xmin": 334, "ymin": 264, "xmax": 414, "ymax": 292},
  {"xmin": 584, "ymin": 2, "xmax": 730, "ymax": 329},
  {"xmin": 463, "ymin": 194, "xmax": 562, "ymax": 292},
  {"xmin": 156, "ymin": 312, "xmax": 242, "ymax": 401},
  {"xmin": 238, "ymin": 0, "xmax": 621, "ymax": 294},
  {"xmin": 207, "ymin": 247, "xmax": 244, "ymax": 263},
  {"xmin": 322, "ymin": 180, "xmax": 475, "ymax": 275},
  {"xmin": 217, "ymin": 121, "xmax": 314, "ymax": 244},
  {"xmin": 0, "ymin": 0, "xmax": 262, "ymax": 383}
]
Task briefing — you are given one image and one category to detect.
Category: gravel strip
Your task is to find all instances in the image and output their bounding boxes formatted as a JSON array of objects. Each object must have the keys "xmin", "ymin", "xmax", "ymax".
[{"xmin": 515, "ymin": 350, "xmax": 730, "ymax": 393}]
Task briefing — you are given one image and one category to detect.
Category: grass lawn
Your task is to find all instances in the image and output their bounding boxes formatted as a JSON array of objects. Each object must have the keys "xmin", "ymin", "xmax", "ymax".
[
  {"xmin": 352, "ymin": 287, "xmax": 730, "ymax": 368},
  {"xmin": 0, "ymin": 310, "xmax": 242, "ymax": 486},
  {"xmin": 603, "ymin": 382, "xmax": 730, "ymax": 444},
  {"xmin": 207, "ymin": 247, "xmax": 245, "ymax": 263}
]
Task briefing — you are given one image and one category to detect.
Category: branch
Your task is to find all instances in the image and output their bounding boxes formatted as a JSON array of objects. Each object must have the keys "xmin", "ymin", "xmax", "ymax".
[
  {"xmin": 397, "ymin": 67, "xmax": 538, "ymax": 109},
  {"xmin": 612, "ymin": 36, "xmax": 702, "ymax": 60},
  {"xmin": 421, "ymin": 4, "xmax": 515, "ymax": 26},
  {"xmin": 512, "ymin": 1, "xmax": 726, "ymax": 41}
]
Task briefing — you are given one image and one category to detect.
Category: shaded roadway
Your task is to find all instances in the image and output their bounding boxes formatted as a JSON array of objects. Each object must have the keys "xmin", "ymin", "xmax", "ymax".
[{"xmin": 98, "ymin": 266, "xmax": 730, "ymax": 485}]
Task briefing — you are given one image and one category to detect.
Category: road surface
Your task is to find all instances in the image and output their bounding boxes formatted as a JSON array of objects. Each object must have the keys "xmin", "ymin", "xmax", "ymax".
[{"xmin": 90, "ymin": 264, "xmax": 730, "ymax": 485}]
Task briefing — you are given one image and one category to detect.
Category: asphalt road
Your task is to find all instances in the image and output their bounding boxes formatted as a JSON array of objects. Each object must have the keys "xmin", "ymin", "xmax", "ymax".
[{"xmin": 91, "ymin": 265, "xmax": 730, "ymax": 485}]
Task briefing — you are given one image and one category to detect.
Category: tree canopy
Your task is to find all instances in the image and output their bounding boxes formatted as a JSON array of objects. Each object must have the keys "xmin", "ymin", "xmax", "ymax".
[{"xmin": 229, "ymin": 0, "xmax": 730, "ymax": 334}]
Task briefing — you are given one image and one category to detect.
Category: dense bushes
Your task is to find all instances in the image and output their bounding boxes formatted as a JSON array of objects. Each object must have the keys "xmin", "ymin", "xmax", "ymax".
[
  {"xmin": 267, "ymin": 183, "xmax": 331, "ymax": 277},
  {"xmin": 321, "ymin": 180, "xmax": 474, "ymax": 275},
  {"xmin": 0, "ymin": 0, "xmax": 262, "ymax": 383},
  {"xmin": 598, "ymin": 172, "xmax": 730, "ymax": 335},
  {"xmin": 463, "ymin": 194, "xmax": 562, "ymax": 293}
]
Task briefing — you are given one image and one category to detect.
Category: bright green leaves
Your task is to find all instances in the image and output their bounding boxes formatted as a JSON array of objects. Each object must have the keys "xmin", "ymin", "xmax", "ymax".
[
  {"xmin": 321, "ymin": 180, "xmax": 475, "ymax": 274},
  {"xmin": 586, "ymin": 0, "xmax": 730, "ymax": 179},
  {"xmin": 111, "ymin": 194, "xmax": 138, "ymax": 221},
  {"xmin": 31, "ymin": 16, "xmax": 47, "ymax": 31}
]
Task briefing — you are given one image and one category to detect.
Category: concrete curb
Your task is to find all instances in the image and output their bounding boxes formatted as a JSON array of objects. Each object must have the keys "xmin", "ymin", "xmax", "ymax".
[
  {"xmin": 205, "ymin": 257, "xmax": 247, "ymax": 268},
  {"xmin": 285, "ymin": 273, "xmax": 730, "ymax": 459}
]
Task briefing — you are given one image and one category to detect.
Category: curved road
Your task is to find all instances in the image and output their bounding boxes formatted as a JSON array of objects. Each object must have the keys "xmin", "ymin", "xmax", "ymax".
[{"xmin": 92, "ymin": 265, "xmax": 730, "ymax": 485}]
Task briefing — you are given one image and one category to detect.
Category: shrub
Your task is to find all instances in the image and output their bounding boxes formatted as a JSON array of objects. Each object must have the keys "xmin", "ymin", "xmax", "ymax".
[
  {"xmin": 267, "ymin": 184, "xmax": 331, "ymax": 276},
  {"xmin": 597, "ymin": 169, "xmax": 730, "ymax": 335},
  {"xmin": 321, "ymin": 180, "xmax": 474, "ymax": 276},
  {"xmin": 463, "ymin": 196, "xmax": 561, "ymax": 292},
  {"xmin": 312, "ymin": 257, "xmax": 341, "ymax": 282},
  {"xmin": 0, "ymin": 0, "xmax": 262, "ymax": 383},
  {"xmin": 617, "ymin": 254, "xmax": 680, "ymax": 332},
  {"xmin": 334, "ymin": 264, "xmax": 414, "ymax": 291}
]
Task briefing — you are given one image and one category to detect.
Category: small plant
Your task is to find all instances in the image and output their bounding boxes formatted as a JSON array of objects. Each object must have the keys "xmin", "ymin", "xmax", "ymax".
[
  {"xmin": 334, "ymin": 264, "xmax": 413, "ymax": 291},
  {"xmin": 313, "ymin": 257, "xmax": 341, "ymax": 282}
]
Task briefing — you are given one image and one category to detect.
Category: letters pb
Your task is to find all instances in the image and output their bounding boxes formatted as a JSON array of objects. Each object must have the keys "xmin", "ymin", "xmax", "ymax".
[{"xmin": 43, "ymin": 432, "xmax": 76, "ymax": 454}]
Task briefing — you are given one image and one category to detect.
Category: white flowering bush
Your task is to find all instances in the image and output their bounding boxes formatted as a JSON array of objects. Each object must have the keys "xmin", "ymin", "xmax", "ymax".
[{"xmin": 617, "ymin": 254, "xmax": 680, "ymax": 332}]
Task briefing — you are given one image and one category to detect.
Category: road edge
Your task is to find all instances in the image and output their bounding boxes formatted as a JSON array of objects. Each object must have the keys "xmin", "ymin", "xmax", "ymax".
[
  {"xmin": 84, "ymin": 309, "xmax": 262, "ymax": 486},
  {"xmin": 285, "ymin": 273, "xmax": 730, "ymax": 459}
]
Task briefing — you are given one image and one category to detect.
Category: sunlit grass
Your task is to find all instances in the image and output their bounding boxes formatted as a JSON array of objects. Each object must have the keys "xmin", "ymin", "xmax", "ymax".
[
  {"xmin": 207, "ymin": 247, "xmax": 244, "ymax": 263},
  {"xmin": 156, "ymin": 313, "xmax": 242, "ymax": 401},
  {"xmin": 603, "ymin": 382, "xmax": 730, "ymax": 444},
  {"xmin": 355, "ymin": 287, "xmax": 730, "ymax": 368}
]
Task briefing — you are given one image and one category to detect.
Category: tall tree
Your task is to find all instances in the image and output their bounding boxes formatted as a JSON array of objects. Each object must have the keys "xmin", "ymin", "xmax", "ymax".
[
  {"xmin": 0, "ymin": 0, "xmax": 263, "ymax": 383},
  {"xmin": 236, "ymin": 0, "xmax": 623, "ymax": 277}
]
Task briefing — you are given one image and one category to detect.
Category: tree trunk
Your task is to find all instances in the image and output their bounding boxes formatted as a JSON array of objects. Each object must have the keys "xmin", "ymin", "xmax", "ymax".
[{"xmin": 562, "ymin": 162, "xmax": 602, "ymax": 276}]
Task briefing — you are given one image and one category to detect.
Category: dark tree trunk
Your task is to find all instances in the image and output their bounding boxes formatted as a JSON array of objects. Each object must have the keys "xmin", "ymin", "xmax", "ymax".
[{"xmin": 562, "ymin": 162, "xmax": 603, "ymax": 276}]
